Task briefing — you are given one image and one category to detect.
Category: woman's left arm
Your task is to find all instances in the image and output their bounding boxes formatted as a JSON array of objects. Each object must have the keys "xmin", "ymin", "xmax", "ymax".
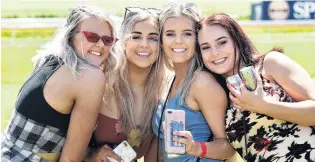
[
  {"xmin": 230, "ymin": 51, "xmax": 315, "ymax": 126},
  {"xmin": 174, "ymin": 72, "xmax": 235, "ymax": 160}
]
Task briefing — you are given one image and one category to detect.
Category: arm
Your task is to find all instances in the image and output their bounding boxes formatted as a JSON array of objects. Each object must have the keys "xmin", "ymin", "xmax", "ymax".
[
  {"xmin": 230, "ymin": 52, "xmax": 315, "ymax": 126},
  {"xmin": 259, "ymin": 51, "xmax": 315, "ymax": 125},
  {"xmin": 193, "ymin": 72, "xmax": 235, "ymax": 159},
  {"xmin": 174, "ymin": 72, "xmax": 235, "ymax": 160},
  {"xmin": 58, "ymin": 69, "xmax": 105, "ymax": 162}
]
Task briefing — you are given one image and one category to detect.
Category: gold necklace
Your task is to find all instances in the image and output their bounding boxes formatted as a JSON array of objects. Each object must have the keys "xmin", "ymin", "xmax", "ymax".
[{"xmin": 127, "ymin": 128, "xmax": 141, "ymax": 147}]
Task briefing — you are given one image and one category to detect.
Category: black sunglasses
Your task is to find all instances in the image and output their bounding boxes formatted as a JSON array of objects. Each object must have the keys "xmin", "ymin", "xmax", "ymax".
[
  {"xmin": 182, "ymin": 2, "xmax": 199, "ymax": 14},
  {"xmin": 123, "ymin": 7, "xmax": 161, "ymax": 22}
]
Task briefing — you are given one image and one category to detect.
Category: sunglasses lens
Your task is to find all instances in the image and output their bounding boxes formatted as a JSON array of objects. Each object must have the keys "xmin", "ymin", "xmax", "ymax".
[
  {"xmin": 87, "ymin": 35, "xmax": 100, "ymax": 43},
  {"xmin": 83, "ymin": 31, "xmax": 100, "ymax": 43},
  {"xmin": 102, "ymin": 36, "xmax": 113, "ymax": 46},
  {"xmin": 102, "ymin": 36, "xmax": 118, "ymax": 46}
]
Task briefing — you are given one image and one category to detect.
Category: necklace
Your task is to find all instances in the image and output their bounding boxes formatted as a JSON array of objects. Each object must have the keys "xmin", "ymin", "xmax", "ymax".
[{"xmin": 127, "ymin": 128, "xmax": 141, "ymax": 147}]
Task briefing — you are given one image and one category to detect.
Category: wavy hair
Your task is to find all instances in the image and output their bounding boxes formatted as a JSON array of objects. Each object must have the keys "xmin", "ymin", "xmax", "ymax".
[{"xmin": 33, "ymin": 5, "xmax": 119, "ymax": 82}]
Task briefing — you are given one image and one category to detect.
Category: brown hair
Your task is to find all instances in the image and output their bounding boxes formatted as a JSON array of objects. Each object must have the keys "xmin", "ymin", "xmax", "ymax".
[{"xmin": 199, "ymin": 13, "xmax": 283, "ymax": 74}]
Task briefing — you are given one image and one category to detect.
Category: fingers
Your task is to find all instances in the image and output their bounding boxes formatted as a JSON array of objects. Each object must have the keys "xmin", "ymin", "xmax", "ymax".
[
  {"xmin": 103, "ymin": 151, "xmax": 121, "ymax": 162},
  {"xmin": 102, "ymin": 145, "xmax": 112, "ymax": 150},
  {"xmin": 172, "ymin": 131, "xmax": 193, "ymax": 144},
  {"xmin": 239, "ymin": 83, "xmax": 248, "ymax": 93},
  {"xmin": 229, "ymin": 92, "xmax": 240, "ymax": 105},
  {"xmin": 172, "ymin": 136, "xmax": 190, "ymax": 145},
  {"xmin": 227, "ymin": 83, "xmax": 241, "ymax": 97},
  {"xmin": 100, "ymin": 145, "xmax": 122, "ymax": 162},
  {"xmin": 229, "ymin": 92, "xmax": 243, "ymax": 110},
  {"xmin": 173, "ymin": 131, "xmax": 192, "ymax": 139}
]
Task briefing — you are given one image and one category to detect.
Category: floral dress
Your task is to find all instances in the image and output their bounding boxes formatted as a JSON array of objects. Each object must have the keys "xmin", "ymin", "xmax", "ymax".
[{"xmin": 225, "ymin": 60, "xmax": 315, "ymax": 162}]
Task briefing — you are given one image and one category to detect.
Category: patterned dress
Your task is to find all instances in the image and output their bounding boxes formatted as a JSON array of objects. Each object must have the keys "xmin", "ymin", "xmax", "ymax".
[
  {"xmin": 1, "ymin": 111, "xmax": 66, "ymax": 162},
  {"xmin": 225, "ymin": 60, "xmax": 315, "ymax": 162}
]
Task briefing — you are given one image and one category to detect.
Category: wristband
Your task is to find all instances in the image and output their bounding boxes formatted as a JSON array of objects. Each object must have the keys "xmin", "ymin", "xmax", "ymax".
[{"xmin": 199, "ymin": 142, "xmax": 207, "ymax": 157}]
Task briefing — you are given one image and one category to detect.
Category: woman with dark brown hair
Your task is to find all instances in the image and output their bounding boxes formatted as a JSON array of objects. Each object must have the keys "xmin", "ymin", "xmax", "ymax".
[{"xmin": 198, "ymin": 13, "xmax": 315, "ymax": 162}]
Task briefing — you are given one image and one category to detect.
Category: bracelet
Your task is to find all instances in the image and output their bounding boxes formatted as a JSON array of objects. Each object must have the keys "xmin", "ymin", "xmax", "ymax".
[{"xmin": 199, "ymin": 142, "xmax": 207, "ymax": 158}]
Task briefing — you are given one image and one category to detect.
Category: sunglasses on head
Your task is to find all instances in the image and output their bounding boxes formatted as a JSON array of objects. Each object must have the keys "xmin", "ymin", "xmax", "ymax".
[
  {"xmin": 79, "ymin": 31, "xmax": 118, "ymax": 46},
  {"xmin": 123, "ymin": 7, "xmax": 160, "ymax": 22},
  {"xmin": 182, "ymin": 2, "xmax": 199, "ymax": 14}
]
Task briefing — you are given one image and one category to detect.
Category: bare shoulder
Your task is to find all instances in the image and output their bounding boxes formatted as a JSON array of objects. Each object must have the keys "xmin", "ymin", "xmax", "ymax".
[
  {"xmin": 77, "ymin": 68, "xmax": 105, "ymax": 84},
  {"xmin": 190, "ymin": 71, "xmax": 227, "ymax": 111},
  {"xmin": 263, "ymin": 51, "xmax": 291, "ymax": 74},
  {"xmin": 192, "ymin": 71, "xmax": 224, "ymax": 94},
  {"xmin": 73, "ymin": 68, "xmax": 106, "ymax": 94},
  {"xmin": 193, "ymin": 71, "xmax": 221, "ymax": 88}
]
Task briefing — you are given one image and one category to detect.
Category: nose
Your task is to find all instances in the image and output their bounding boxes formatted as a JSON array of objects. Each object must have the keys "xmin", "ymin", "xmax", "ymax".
[
  {"xmin": 211, "ymin": 47, "xmax": 220, "ymax": 56},
  {"xmin": 139, "ymin": 38, "xmax": 149, "ymax": 47},
  {"xmin": 175, "ymin": 35, "xmax": 183, "ymax": 44},
  {"xmin": 95, "ymin": 38, "xmax": 105, "ymax": 47}
]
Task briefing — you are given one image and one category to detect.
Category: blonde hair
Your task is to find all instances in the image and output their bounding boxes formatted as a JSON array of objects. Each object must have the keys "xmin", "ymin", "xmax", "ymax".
[
  {"xmin": 159, "ymin": 3, "xmax": 203, "ymax": 104},
  {"xmin": 33, "ymin": 5, "xmax": 119, "ymax": 81},
  {"xmin": 108, "ymin": 9, "xmax": 164, "ymax": 140}
]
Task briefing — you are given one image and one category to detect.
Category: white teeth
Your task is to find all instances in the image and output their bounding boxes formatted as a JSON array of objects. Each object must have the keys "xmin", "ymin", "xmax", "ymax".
[
  {"xmin": 137, "ymin": 52, "xmax": 150, "ymax": 56},
  {"xmin": 213, "ymin": 58, "xmax": 226, "ymax": 64},
  {"xmin": 172, "ymin": 48, "xmax": 186, "ymax": 53},
  {"xmin": 90, "ymin": 51, "xmax": 101, "ymax": 56}
]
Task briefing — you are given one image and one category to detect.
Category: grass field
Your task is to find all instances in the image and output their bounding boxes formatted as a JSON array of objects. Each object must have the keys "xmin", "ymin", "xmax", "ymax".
[
  {"xmin": 2, "ymin": 0, "xmax": 251, "ymax": 18},
  {"xmin": 2, "ymin": 32, "xmax": 315, "ymax": 129},
  {"xmin": 1, "ymin": 30, "xmax": 315, "ymax": 162},
  {"xmin": 1, "ymin": 1, "xmax": 315, "ymax": 161}
]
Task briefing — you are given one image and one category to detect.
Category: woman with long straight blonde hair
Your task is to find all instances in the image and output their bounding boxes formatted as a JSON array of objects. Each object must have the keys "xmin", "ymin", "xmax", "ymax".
[
  {"xmin": 85, "ymin": 7, "xmax": 166, "ymax": 162},
  {"xmin": 149, "ymin": 3, "xmax": 235, "ymax": 162}
]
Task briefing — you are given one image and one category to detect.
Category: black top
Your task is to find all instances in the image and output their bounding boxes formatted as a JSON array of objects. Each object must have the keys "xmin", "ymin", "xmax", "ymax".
[{"xmin": 15, "ymin": 55, "xmax": 71, "ymax": 132}]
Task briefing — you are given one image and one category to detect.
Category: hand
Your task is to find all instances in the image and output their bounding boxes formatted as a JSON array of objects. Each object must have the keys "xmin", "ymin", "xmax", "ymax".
[
  {"xmin": 227, "ymin": 82, "xmax": 265, "ymax": 112},
  {"xmin": 172, "ymin": 131, "xmax": 201, "ymax": 157},
  {"xmin": 89, "ymin": 145, "xmax": 122, "ymax": 162}
]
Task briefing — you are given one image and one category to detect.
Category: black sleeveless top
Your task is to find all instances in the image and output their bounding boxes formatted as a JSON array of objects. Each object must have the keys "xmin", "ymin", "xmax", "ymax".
[{"xmin": 15, "ymin": 55, "xmax": 71, "ymax": 133}]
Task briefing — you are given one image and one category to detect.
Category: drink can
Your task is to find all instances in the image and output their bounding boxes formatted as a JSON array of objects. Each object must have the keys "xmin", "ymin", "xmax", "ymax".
[
  {"xmin": 226, "ymin": 74, "xmax": 242, "ymax": 93},
  {"xmin": 239, "ymin": 66, "xmax": 257, "ymax": 91}
]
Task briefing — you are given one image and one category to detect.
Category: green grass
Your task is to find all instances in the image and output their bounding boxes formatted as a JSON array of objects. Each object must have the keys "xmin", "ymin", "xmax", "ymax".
[
  {"xmin": 2, "ymin": 0, "xmax": 251, "ymax": 18},
  {"xmin": 1, "ymin": 32, "xmax": 314, "ymax": 162},
  {"xmin": 2, "ymin": 28, "xmax": 56, "ymax": 38}
]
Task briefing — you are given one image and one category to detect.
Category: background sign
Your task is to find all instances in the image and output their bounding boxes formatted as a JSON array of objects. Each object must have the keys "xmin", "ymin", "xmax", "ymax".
[{"xmin": 251, "ymin": 0, "xmax": 315, "ymax": 20}]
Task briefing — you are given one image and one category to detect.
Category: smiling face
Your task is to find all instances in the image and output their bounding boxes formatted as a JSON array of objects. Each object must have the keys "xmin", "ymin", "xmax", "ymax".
[
  {"xmin": 162, "ymin": 16, "xmax": 196, "ymax": 65},
  {"xmin": 72, "ymin": 16, "xmax": 112, "ymax": 66},
  {"xmin": 125, "ymin": 19, "xmax": 159, "ymax": 69},
  {"xmin": 198, "ymin": 25, "xmax": 239, "ymax": 77}
]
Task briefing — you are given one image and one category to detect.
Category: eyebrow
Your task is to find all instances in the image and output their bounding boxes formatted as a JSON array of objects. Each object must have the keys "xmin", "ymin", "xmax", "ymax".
[
  {"xmin": 165, "ymin": 29, "xmax": 193, "ymax": 33},
  {"xmin": 131, "ymin": 31, "xmax": 159, "ymax": 36},
  {"xmin": 200, "ymin": 36, "xmax": 228, "ymax": 47},
  {"xmin": 215, "ymin": 36, "xmax": 228, "ymax": 41}
]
